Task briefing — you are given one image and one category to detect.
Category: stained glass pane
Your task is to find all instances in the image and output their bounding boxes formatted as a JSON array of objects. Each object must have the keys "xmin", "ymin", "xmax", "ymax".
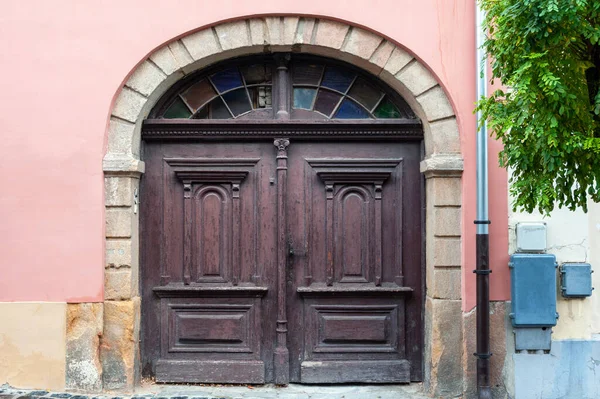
[
  {"xmin": 321, "ymin": 67, "xmax": 355, "ymax": 93},
  {"xmin": 222, "ymin": 89, "xmax": 252, "ymax": 116},
  {"xmin": 181, "ymin": 79, "xmax": 216, "ymax": 111},
  {"xmin": 293, "ymin": 88, "xmax": 317, "ymax": 109},
  {"xmin": 334, "ymin": 98, "xmax": 370, "ymax": 119},
  {"xmin": 292, "ymin": 63, "xmax": 324, "ymax": 85},
  {"xmin": 347, "ymin": 78, "xmax": 383, "ymax": 111},
  {"xmin": 374, "ymin": 97, "xmax": 402, "ymax": 118},
  {"xmin": 197, "ymin": 97, "xmax": 231, "ymax": 119},
  {"xmin": 248, "ymin": 86, "xmax": 272, "ymax": 109},
  {"xmin": 210, "ymin": 68, "xmax": 243, "ymax": 93},
  {"xmin": 313, "ymin": 90, "xmax": 342, "ymax": 117},
  {"xmin": 242, "ymin": 64, "xmax": 272, "ymax": 85},
  {"xmin": 163, "ymin": 97, "xmax": 192, "ymax": 118}
]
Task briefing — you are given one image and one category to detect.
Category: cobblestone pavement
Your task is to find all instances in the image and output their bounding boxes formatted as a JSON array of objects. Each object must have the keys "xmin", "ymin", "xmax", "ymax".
[{"xmin": 0, "ymin": 383, "xmax": 429, "ymax": 399}]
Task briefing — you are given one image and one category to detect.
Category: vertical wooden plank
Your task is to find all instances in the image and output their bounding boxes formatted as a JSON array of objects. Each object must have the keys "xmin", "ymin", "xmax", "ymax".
[
  {"xmin": 183, "ymin": 181, "xmax": 192, "ymax": 285},
  {"xmin": 374, "ymin": 183, "xmax": 383, "ymax": 286},
  {"xmin": 325, "ymin": 183, "xmax": 334, "ymax": 286},
  {"xmin": 232, "ymin": 183, "xmax": 241, "ymax": 286},
  {"xmin": 273, "ymin": 138, "xmax": 290, "ymax": 384}
]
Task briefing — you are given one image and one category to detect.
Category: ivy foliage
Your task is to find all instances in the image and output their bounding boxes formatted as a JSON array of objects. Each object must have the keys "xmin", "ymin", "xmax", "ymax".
[{"xmin": 477, "ymin": 0, "xmax": 600, "ymax": 213}]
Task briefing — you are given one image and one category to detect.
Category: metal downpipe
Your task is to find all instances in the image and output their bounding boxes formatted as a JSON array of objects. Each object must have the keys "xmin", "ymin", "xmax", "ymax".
[{"xmin": 475, "ymin": 3, "xmax": 492, "ymax": 398}]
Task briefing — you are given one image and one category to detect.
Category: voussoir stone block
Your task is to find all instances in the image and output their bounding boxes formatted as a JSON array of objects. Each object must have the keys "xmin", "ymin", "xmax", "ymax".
[
  {"xmin": 112, "ymin": 87, "xmax": 147, "ymax": 123},
  {"xmin": 101, "ymin": 298, "xmax": 141, "ymax": 391},
  {"xmin": 167, "ymin": 40, "xmax": 194, "ymax": 69},
  {"xmin": 265, "ymin": 17, "xmax": 283, "ymax": 45},
  {"xmin": 149, "ymin": 45, "xmax": 180, "ymax": 75},
  {"xmin": 370, "ymin": 41, "xmax": 395, "ymax": 69},
  {"xmin": 105, "ymin": 269, "xmax": 134, "ymax": 300},
  {"xmin": 294, "ymin": 18, "xmax": 316, "ymax": 44},
  {"xmin": 428, "ymin": 117, "xmax": 461, "ymax": 155},
  {"xmin": 283, "ymin": 17, "xmax": 299, "ymax": 45},
  {"xmin": 424, "ymin": 297, "xmax": 463, "ymax": 397},
  {"xmin": 343, "ymin": 27, "xmax": 382, "ymax": 60},
  {"xmin": 249, "ymin": 18, "xmax": 267, "ymax": 45},
  {"xmin": 106, "ymin": 239, "xmax": 132, "ymax": 268},
  {"xmin": 125, "ymin": 60, "xmax": 166, "ymax": 97},
  {"xmin": 383, "ymin": 46, "xmax": 413, "ymax": 75},
  {"xmin": 215, "ymin": 21, "xmax": 250, "ymax": 51},
  {"xmin": 396, "ymin": 61, "xmax": 438, "ymax": 97},
  {"xmin": 182, "ymin": 29, "xmax": 221, "ymax": 61},
  {"xmin": 106, "ymin": 208, "xmax": 133, "ymax": 238},
  {"xmin": 66, "ymin": 303, "xmax": 103, "ymax": 392},
  {"xmin": 417, "ymin": 85, "xmax": 455, "ymax": 122},
  {"xmin": 105, "ymin": 176, "xmax": 134, "ymax": 207},
  {"xmin": 314, "ymin": 20, "xmax": 349, "ymax": 49},
  {"xmin": 106, "ymin": 117, "xmax": 136, "ymax": 157}
]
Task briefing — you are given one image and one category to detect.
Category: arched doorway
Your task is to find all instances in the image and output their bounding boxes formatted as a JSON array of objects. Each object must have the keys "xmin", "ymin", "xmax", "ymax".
[{"xmin": 140, "ymin": 54, "xmax": 424, "ymax": 384}]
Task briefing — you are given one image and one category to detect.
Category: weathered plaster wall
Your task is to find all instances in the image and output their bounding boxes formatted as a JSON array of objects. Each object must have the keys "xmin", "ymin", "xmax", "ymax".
[
  {"xmin": 0, "ymin": 303, "xmax": 67, "ymax": 390},
  {"xmin": 0, "ymin": 0, "xmax": 508, "ymax": 307}
]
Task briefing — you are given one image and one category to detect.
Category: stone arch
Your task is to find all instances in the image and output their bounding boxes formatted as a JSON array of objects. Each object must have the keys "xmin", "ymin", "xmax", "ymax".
[{"xmin": 101, "ymin": 16, "xmax": 464, "ymax": 396}]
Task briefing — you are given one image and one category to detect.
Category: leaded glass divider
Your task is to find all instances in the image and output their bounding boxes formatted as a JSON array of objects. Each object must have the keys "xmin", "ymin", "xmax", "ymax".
[{"xmin": 150, "ymin": 55, "xmax": 417, "ymax": 121}]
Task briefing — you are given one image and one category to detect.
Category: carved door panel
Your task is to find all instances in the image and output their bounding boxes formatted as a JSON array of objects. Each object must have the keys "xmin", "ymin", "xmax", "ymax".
[
  {"xmin": 141, "ymin": 142, "xmax": 279, "ymax": 383},
  {"xmin": 286, "ymin": 141, "xmax": 423, "ymax": 383}
]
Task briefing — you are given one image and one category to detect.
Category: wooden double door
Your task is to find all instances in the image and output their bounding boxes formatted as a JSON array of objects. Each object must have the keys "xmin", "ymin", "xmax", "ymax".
[{"xmin": 141, "ymin": 133, "xmax": 423, "ymax": 384}]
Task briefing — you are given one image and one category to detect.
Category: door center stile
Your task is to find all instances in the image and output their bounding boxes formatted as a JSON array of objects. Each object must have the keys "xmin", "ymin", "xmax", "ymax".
[{"xmin": 273, "ymin": 138, "xmax": 291, "ymax": 384}]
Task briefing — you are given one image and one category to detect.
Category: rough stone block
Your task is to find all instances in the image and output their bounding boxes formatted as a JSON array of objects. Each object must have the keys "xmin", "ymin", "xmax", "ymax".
[
  {"xmin": 428, "ymin": 117, "xmax": 461, "ymax": 155},
  {"xmin": 343, "ymin": 27, "xmax": 382, "ymax": 60},
  {"xmin": 429, "ymin": 177, "xmax": 462, "ymax": 206},
  {"xmin": 182, "ymin": 29, "xmax": 221, "ymax": 60},
  {"xmin": 417, "ymin": 85, "xmax": 455, "ymax": 122},
  {"xmin": 105, "ymin": 208, "xmax": 133, "ymax": 238},
  {"xmin": 383, "ymin": 46, "xmax": 413, "ymax": 75},
  {"xmin": 427, "ymin": 268, "xmax": 461, "ymax": 300},
  {"xmin": 294, "ymin": 18, "xmax": 316, "ymax": 44},
  {"xmin": 424, "ymin": 298, "xmax": 463, "ymax": 397},
  {"xmin": 101, "ymin": 298, "xmax": 141, "ymax": 391},
  {"xmin": 370, "ymin": 41, "xmax": 395, "ymax": 69},
  {"xmin": 265, "ymin": 17, "xmax": 283, "ymax": 45},
  {"xmin": 463, "ymin": 302, "xmax": 510, "ymax": 399},
  {"xmin": 125, "ymin": 61, "xmax": 166, "ymax": 97},
  {"xmin": 433, "ymin": 237, "xmax": 462, "ymax": 267},
  {"xmin": 167, "ymin": 40, "xmax": 194, "ymax": 69},
  {"xmin": 433, "ymin": 207, "xmax": 462, "ymax": 237},
  {"xmin": 249, "ymin": 18, "xmax": 266, "ymax": 46},
  {"xmin": 420, "ymin": 154, "xmax": 464, "ymax": 178},
  {"xmin": 283, "ymin": 17, "xmax": 299, "ymax": 44},
  {"xmin": 314, "ymin": 20, "xmax": 349, "ymax": 49},
  {"xmin": 215, "ymin": 21, "xmax": 250, "ymax": 51},
  {"xmin": 105, "ymin": 269, "xmax": 135, "ymax": 300},
  {"xmin": 105, "ymin": 177, "xmax": 135, "ymax": 207},
  {"xmin": 66, "ymin": 303, "xmax": 103, "ymax": 392},
  {"xmin": 112, "ymin": 87, "xmax": 147, "ymax": 124},
  {"xmin": 106, "ymin": 239, "xmax": 132, "ymax": 268},
  {"xmin": 106, "ymin": 118, "xmax": 135, "ymax": 157},
  {"xmin": 396, "ymin": 61, "xmax": 437, "ymax": 97},
  {"xmin": 149, "ymin": 45, "xmax": 180, "ymax": 75}
]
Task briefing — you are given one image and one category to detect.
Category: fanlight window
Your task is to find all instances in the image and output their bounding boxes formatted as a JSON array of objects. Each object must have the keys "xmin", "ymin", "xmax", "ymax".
[{"xmin": 150, "ymin": 56, "xmax": 417, "ymax": 121}]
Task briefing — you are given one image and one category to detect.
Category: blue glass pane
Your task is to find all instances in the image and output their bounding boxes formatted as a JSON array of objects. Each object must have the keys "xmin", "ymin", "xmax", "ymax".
[
  {"xmin": 199, "ymin": 97, "xmax": 231, "ymax": 119},
  {"xmin": 321, "ymin": 67, "xmax": 355, "ymax": 93},
  {"xmin": 293, "ymin": 88, "xmax": 317, "ymax": 109},
  {"xmin": 210, "ymin": 68, "xmax": 243, "ymax": 93},
  {"xmin": 334, "ymin": 99, "xmax": 370, "ymax": 119},
  {"xmin": 222, "ymin": 89, "xmax": 252, "ymax": 116}
]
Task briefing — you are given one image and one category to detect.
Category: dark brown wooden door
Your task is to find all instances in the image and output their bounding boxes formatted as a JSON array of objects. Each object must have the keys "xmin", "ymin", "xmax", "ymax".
[{"xmin": 141, "ymin": 135, "xmax": 422, "ymax": 384}]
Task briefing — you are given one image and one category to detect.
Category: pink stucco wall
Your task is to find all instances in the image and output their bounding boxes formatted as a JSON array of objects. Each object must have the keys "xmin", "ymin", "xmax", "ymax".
[{"xmin": 0, "ymin": 0, "xmax": 508, "ymax": 308}]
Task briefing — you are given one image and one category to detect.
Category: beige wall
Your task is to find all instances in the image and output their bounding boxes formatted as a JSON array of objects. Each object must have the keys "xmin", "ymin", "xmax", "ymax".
[
  {"xmin": 0, "ymin": 303, "xmax": 67, "ymax": 390},
  {"xmin": 509, "ymin": 200, "xmax": 600, "ymax": 340}
]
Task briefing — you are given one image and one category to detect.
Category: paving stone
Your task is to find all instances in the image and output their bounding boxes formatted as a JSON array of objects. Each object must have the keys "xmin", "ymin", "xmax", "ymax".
[
  {"xmin": 26, "ymin": 392, "xmax": 48, "ymax": 397},
  {"xmin": 50, "ymin": 395, "xmax": 72, "ymax": 398}
]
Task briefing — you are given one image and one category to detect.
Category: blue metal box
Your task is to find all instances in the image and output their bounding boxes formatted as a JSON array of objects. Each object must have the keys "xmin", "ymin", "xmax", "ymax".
[
  {"xmin": 509, "ymin": 253, "xmax": 558, "ymax": 327},
  {"xmin": 560, "ymin": 263, "xmax": 593, "ymax": 298}
]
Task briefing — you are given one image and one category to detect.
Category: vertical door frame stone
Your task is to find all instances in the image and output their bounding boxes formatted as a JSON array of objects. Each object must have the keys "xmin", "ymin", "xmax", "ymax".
[{"xmin": 95, "ymin": 16, "xmax": 464, "ymax": 396}]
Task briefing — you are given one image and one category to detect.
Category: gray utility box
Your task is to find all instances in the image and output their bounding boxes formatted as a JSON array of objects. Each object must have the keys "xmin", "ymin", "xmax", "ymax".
[
  {"xmin": 516, "ymin": 222, "xmax": 547, "ymax": 252},
  {"xmin": 560, "ymin": 263, "xmax": 593, "ymax": 298},
  {"xmin": 510, "ymin": 253, "xmax": 558, "ymax": 327}
]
